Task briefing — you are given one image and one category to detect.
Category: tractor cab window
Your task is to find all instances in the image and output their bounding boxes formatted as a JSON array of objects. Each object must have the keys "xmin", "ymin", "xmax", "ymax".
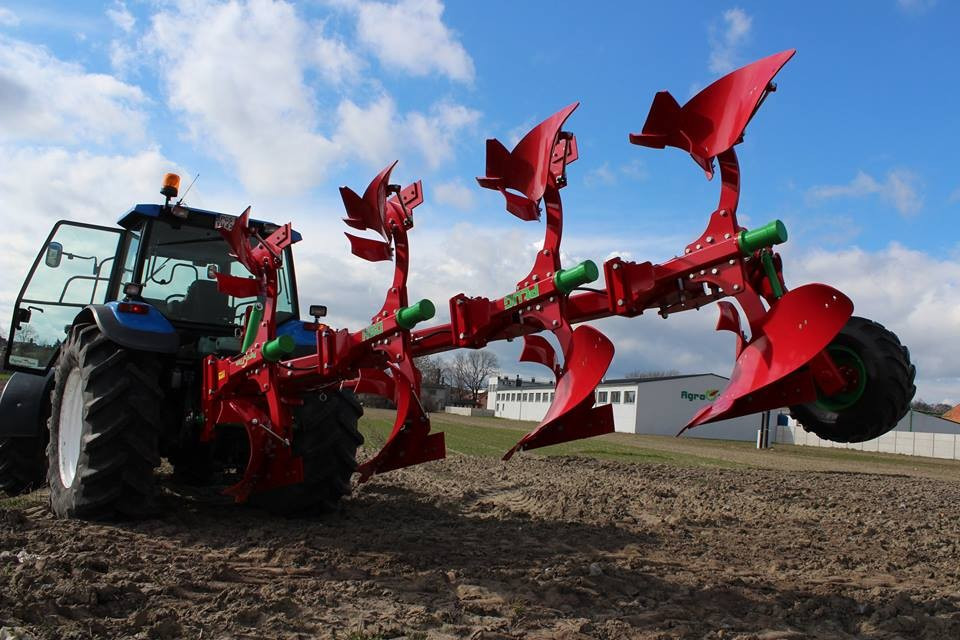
[
  {"xmin": 5, "ymin": 222, "xmax": 122, "ymax": 373},
  {"xmin": 140, "ymin": 221, "xmax": 294, "ymax": 327}
]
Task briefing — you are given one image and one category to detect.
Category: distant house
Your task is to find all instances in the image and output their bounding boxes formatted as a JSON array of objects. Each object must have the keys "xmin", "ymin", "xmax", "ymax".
[
  {"xmin": 942, "ymin": 404, "xmax": 960, "ymax": 424},
  {"xmin": 420, "ymin": 382, "xmax": 450, "ymax": 412},
  {"xmin": 486, "ymin": 373, "xmax": 767, "ymax": 441}
]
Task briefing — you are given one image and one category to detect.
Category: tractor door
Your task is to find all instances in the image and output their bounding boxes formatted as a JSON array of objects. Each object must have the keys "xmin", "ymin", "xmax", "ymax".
[{"xmin": 5, "ymin": 222, "xmax": 124, "ymax": 375}]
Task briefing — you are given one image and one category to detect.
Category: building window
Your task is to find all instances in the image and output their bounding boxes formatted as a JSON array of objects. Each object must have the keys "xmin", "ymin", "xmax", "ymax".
[
  {"xmin": 597, "ymin": 391, "xmax": 608, "ymax": 403},
  {"xmin": 523, "ymin": 393, "xmax": 528, "ymax": 401},
  {"xmin": 610, "ymin": 391, "xmax": 621, "ymax": 403},
  {"xmin": 537, "ymin": 392, "xmax": 544, "ymax": 402},
  {"xmin": 624, "ymin": 390, "xmax": 636, "ymax": 403}
]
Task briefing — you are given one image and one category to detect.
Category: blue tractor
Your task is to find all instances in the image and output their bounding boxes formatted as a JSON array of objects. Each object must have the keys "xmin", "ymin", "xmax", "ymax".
[{"xmin": 0, "ymin": 175, "xmax": 363, "ymax": 517}]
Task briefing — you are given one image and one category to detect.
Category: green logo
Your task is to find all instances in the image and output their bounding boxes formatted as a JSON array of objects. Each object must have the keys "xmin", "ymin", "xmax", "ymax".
[
  {"xmin": 362, "ymin": 321, "xmax": 384, "ymax": 340},
  {"xmin": 681, "ymin": 389, "xmax": 720, "ymax": 402},
  {"xmin": 503, "ymin": 283, "xmax": 540, "ymax": 310}
]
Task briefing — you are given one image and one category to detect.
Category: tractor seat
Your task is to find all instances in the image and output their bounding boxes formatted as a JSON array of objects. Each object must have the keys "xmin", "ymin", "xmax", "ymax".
[{"xmin": 178, "ymin": 279, "xmax": 233, "ymax": 324}]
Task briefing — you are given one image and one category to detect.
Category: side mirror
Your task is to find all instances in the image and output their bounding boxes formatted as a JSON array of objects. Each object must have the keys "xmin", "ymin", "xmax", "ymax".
[
  {"xmin": 206, "ymin": 264, "xmax": 219, "ymax": 279},
  {"xmin": 45, "ymin": 242, "xmax": 63, "ymax": 268},
  {"xmin": 15, "ymin": 307, "xmax": 31, "ymax": 328}
]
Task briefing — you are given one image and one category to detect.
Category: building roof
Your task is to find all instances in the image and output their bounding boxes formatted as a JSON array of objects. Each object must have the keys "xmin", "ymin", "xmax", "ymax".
[
  {"xmin": 942, "ymin": 404, "xmax": 960, "ymax": 423},
  {"xmin": 601, "ymin": 373, "xmax": 725, "ymax": 385},
  {"xmin": 491, "ymin": 373, "xmax": 725, "ymax": 391}
]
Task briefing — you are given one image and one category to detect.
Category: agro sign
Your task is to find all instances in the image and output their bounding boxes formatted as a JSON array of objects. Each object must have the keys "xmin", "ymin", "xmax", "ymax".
[{"xmin": 681, "ymin": 389, "xmax": 720, "ymax": 402}]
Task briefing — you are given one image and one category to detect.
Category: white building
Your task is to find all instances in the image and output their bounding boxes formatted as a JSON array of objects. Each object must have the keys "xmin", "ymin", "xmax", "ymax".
[{"xmin": 486, "ymin": 373, "xmax": 766, "ymax": 441}]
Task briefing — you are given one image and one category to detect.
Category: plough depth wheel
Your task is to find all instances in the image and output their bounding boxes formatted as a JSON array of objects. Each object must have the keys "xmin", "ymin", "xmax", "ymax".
[{"xmin": 790, "ymin": 317, "xmax": 916, "ymax": 443}]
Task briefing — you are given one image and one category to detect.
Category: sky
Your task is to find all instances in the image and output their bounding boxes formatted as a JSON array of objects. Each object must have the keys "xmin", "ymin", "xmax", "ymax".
[{"xmin": 0, "ymin": 0, "xmax": 957, "ymax": 403}]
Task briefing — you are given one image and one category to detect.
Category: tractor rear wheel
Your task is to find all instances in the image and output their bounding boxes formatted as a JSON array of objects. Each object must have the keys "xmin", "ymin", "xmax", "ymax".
[
  {"xmin": 790, "ymin": 316, "xmax": 915, "ymax": 443},
  {"xmin": 0, "ymin": 436, "xmax": 47, "ymax": 496},
  {"xmin": 248, "ymin": 390, "xmax": 363, "ymax": 516},
  {"xmin": 47, "ymin": 324, "xmax": 163, "ymax": 519}
]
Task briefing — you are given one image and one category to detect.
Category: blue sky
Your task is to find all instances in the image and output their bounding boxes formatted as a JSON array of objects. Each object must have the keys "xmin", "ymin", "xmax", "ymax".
[{"xmin": 1, "ymin": 0, "xmax": 957, "ymax": 403}]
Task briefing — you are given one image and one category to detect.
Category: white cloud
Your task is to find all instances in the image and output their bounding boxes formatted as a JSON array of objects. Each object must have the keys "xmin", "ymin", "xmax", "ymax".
[
  {"xmin": 584, "ymin": 162, "xmax": 617, "ymax": 187},
  {"xmin": 620, "ymin": 159, "xmax": 649, "ymax": 182},
  {"xmin": 352, "ymin": 0, "xmax": 474, "ymax": 82},
  {"xmin": 0, "ymin": 146, "xmax": 178, "ymax": 316},
  {"xmin": 335, "ymin": 95, "xmax": 479, "ymax": 169},
  {"xmin": 0, "ymin": 7, "xmax": 19, "ymax": 26},
  {"xmin": 145, "ymin": 0, "xmax": 339, "ymax": 194},
  {"xmin": 404, "ymin": 102, "xmax": 480, "ymax": 168},
  {"xmin": 0, "ymin": 35, "xmax": 147, "ymax": 145},
  {"xmin": 144, "ymin": 1, "xmax": 479, "ymax": 194},
  {"xmin": 432, "ymin": 179, "xmax": 475, "ymax": 210},
  {"xmin": 807, "ymin": 169, "xmax": 923, "ymax": 216},
  {"xmin": 793, "ymin": 243, "xmax": 959, "ymax": 403},
  {"xmin": 311, "ymin": 31, "xmax": 365, "ymax": 84},
  {"xmin": 106, "ymin": 1, "xmax": 135, "ymax": 33},
  {"xmin": 708, "ymin": 8, "xmax": 752, "ymax": 74}
]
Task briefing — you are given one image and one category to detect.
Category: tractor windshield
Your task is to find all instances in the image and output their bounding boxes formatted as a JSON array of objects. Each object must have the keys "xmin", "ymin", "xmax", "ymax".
[{"xmin": 140, "ymin": 221, "xmax": 295, "ymax": 327}]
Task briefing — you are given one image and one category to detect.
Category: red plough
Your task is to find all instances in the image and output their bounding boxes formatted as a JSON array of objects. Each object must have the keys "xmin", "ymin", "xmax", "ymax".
[{"xmin": 202, "ymin": 50, "xmax": 914, "ymax": 503}]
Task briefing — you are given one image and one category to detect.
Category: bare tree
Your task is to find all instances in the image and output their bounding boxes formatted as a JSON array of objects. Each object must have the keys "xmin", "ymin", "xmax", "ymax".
[
  {"xmin": 451, "ymin": 350, "xmax": 499, "ymax": 406},
  {"xmin": 624, "ymin": 369, "xmax": 680, "ymax": 379},
  {"xmin": 415, "ymin": 355, "xmax": 449, "ymax": 385},
  {"xmin": 911, "ymin": 399, "xmax": 952, "ymax": 416}
]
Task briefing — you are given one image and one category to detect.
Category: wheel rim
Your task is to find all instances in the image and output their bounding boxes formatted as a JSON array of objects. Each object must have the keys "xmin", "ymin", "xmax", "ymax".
[
  {"xmin": 815, "ymin": 345, "xmax": 868, "ymax": 412},
  {"xmin": 58, "ymin": 368, "xmax": 84, "ymax": 487}
]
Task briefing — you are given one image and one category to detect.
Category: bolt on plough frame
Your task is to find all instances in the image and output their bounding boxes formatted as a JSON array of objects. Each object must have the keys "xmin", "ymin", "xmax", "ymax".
[{"xmin": 202, "ymin": 50, "xmax": 903, "ymax": 501}]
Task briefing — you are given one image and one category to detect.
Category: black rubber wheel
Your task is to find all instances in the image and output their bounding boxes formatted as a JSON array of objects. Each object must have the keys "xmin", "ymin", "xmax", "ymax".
[
  {"xmin": 47, "ymin": 324, "xmax": 164, "ymax": 519},
  {"xmin": 0, "ymin": 437, "xmax": 47, "ymax": 496},
  {"xmin": 248, "ymin": 390, "xmax": 363, "ymax": 516},
  {"xmin": 790, "ymin": 316, "xmax": 915, "ymax": 443}
]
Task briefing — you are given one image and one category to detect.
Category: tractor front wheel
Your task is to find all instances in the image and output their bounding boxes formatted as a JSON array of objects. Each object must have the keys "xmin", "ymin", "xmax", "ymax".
[
  {"xmin": 248, "ymin": 390, "xmax": 363, "ymax": 516},
  {"xmin": 790, "ymin": 316, "xmax": 915, "ymax": 443},
  {"xmin": 47, "ymin": 324, "xmax": 163, "ymax": 519}
]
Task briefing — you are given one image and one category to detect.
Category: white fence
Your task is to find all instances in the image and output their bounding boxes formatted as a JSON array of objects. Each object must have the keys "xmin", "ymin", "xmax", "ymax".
[{"xmin": 775, "ymin": 425, "xmax": 960, "ymax": 461}]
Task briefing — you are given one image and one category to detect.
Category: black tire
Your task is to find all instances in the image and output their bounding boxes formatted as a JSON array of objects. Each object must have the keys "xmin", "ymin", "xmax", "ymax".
[
  {"xmin": 248, "ymin": 390, "xmax": 363, "ymax": 516},
  {"xmin": 47, "ymin": 324, "xmax": 164, "ymax": 519},
  {"xmin": 790, "ymin": 316, "xmax": 916, "ymax": 443},
  {"xmin": 0, "ymin": 437, "xmax": 47, "ymax": 495}
]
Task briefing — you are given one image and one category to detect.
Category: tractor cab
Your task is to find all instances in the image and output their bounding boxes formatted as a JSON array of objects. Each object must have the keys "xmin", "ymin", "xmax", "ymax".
[{"xmin": 4, "ymin": 174, "xmax": 302, "ymax": 376}]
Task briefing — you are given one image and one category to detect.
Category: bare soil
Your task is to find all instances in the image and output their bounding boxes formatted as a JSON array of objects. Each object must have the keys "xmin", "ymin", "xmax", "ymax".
[{"xmin": 1, "ymin": 443, "xmax": 960, "ymax": 639}]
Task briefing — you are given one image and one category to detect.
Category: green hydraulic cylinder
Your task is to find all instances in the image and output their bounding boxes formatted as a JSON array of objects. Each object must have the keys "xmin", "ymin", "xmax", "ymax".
[
  {"xmin": 738, "ymin": 220, "xmax": 788, "ymax": 255},
  {"xmin": 395, "ymin": 299, "xmax": 436, "ymax": 330},
  {"xmin": 554, "ymin": 259, "xmax": 600, "ymax": 294},
  {"xmin": 262, "ymin": 334, "xmax": 295, "ymax": 362},
  {"xmin": 241, "ymin": 304, "xmax": 263, "ymax": 353}
]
